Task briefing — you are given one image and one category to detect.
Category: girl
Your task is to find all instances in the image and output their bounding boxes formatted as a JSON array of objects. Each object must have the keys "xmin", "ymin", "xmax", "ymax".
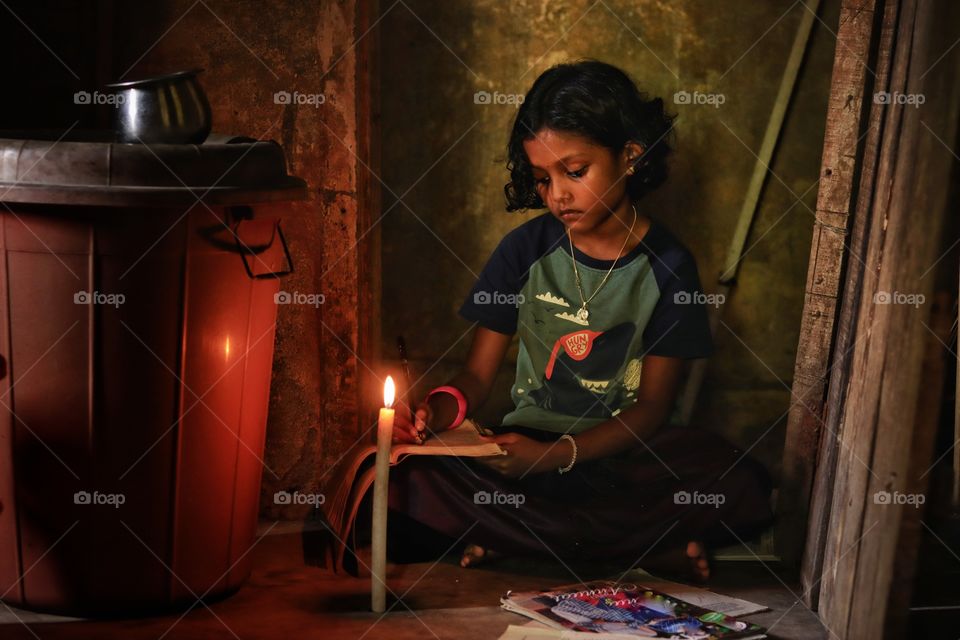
[{"xmin": 386, "ymin": 60, "xmax": 773, "ymax": 581}]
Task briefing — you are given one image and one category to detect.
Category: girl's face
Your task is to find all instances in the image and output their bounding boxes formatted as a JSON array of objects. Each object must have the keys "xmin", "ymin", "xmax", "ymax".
[{"xmin": 523, "ymin": 127, "xmax": 642, "ymax": 233}]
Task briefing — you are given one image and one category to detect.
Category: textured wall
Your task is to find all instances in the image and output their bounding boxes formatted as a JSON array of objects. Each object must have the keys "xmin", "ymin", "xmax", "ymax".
[{"xmin": 380, "ymin": 0, "xmax": 840, "ymax": 481}]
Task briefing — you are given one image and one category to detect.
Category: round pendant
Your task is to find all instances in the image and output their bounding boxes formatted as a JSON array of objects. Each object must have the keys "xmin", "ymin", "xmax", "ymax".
[{"xmin": 576, "ymin": 306, "xmax": 589, "ymax": 321}]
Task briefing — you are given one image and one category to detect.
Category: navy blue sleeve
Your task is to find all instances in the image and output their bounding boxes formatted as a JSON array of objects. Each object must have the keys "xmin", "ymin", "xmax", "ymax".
[
  {"xmin": 457, "ymin": 232, "xmax": 524, "ymax": 335},
  {"xmin": 642, "ymin": 254, "xmax": 714, "ymax": 359}
]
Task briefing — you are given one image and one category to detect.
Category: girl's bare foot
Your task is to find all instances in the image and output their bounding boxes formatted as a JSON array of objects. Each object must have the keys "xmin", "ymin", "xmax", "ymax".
[
  {"xmin": 686, "ymin": 540, "xmax": 710, "ymax": 582},
  {"xmin": 642, "ymin": 540, "xmax": 711, "ymax": 583},
  {"xmin": 460, "ymin": 543, "xmax": 502, "ymax": 568}
]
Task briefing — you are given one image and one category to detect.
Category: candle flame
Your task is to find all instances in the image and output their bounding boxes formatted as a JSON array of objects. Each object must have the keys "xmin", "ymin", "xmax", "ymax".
[{"xmin": 384, "ymin": 376, "xmax": 395, "ymax": 408}]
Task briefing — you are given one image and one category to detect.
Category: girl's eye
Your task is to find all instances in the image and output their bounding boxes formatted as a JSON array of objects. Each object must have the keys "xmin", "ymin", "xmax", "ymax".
[{"xmin": 534, "ymin": 167, "xmax": 587, "ymax": 185}]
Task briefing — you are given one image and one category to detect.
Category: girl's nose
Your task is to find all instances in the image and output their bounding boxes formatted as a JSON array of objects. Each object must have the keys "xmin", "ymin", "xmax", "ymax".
[{"xmin": 549, "ymin": 182, "xmax": 571, "ymax": 206}]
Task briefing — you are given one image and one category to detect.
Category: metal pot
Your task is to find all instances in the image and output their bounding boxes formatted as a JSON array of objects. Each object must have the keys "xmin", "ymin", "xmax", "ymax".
[{"xmin": 107, "ymin": 69, "xmax": 212, "ymax": 144}]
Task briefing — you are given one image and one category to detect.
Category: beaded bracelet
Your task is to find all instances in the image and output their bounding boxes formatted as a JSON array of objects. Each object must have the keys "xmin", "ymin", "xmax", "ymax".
[
  {"xmin": 557, "ymin": 434, "xmax": 577, "ymax": 474},
  {"xmin": 425, "ymin": 385, "xmax": 468, "ymax": 430}
]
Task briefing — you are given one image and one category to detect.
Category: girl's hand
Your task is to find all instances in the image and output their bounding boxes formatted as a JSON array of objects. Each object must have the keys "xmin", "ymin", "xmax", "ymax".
[
  {"xmin": 391, "ymin": 399, "xmax": 435, "ymax": 445},
  {"xmin": 475, "ymin": 433, "xmax": 558, "ymax": 478}
]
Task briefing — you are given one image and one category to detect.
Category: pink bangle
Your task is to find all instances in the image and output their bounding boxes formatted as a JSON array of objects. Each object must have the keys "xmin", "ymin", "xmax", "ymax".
[{"xmin": 425, "ymin": 385, "xmax": 468, "ymax": 430}]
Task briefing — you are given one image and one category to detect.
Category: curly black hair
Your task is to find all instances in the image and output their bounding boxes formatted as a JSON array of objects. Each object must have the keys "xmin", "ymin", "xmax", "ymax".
[{"xmin": 504, "ymin": 59, "xmax": 676, "ymax": 212}]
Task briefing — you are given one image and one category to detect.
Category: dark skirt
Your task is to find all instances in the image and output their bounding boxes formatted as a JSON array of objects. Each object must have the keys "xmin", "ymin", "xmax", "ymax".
[{"xmin": 384, "ymin": 424, "xmax": 775, "ymax": 562}]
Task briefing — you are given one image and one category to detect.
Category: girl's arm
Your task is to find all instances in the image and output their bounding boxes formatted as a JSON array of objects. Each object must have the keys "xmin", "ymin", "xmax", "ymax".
[
  {"xmin": 483, "ymin": 354, "xmax": 686, "ymax": 474},
  {"xmin": 422, "ymin": 326, "xmax": 512, "ymax": 429},
  {"xmin": 552, "ymin": 354, "xmax": 686, "ymax": 467},
  {"xmin": 393, "ymin": 326, "xmax": 512, "ymax": 440}
]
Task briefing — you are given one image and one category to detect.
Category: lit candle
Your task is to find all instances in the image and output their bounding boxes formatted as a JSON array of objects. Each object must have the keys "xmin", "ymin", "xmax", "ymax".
[{"xmin": 371, "ymin": 375, "xmax": 395, "ymax": 613}]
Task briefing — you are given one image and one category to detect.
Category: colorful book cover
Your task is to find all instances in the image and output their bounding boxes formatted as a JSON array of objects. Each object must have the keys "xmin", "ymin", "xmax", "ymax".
[{"xmin": 502, "ymin": 580, "xmax": 766, "ymax": 639}]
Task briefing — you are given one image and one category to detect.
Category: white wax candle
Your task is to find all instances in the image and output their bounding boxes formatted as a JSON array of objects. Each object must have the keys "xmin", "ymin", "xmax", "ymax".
[{"xmin": 371, "ymin": 376, "xmax": 395, "ymax": 613}]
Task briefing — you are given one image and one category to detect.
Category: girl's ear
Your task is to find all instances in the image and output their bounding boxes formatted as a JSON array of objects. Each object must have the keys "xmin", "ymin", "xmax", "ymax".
[{"xmin": 623, "ymin": 141, "xmax": 645, "ymax": 170}]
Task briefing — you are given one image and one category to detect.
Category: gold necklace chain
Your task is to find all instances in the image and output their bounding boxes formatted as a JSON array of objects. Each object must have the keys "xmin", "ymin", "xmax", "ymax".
[{"xmin": 567, "ymin": 202, "xmax": 638, "ymax": 323}]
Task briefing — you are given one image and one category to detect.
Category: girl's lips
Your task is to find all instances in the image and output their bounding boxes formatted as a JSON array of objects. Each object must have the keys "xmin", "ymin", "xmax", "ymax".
[{"xmin": 560, "ymin": 211, "xmax": 582, "ymax": 221}]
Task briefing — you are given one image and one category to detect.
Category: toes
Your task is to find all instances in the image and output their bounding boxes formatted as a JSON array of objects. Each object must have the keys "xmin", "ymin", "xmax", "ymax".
[
  {"xmin": 460, "ymin": 544, "xmax": 502, "ymax": 568},
  {"xmin": 697, "ymin": 558, "xmax": 710, "ymax": 578},
  {"xmin": 686, "ymin": 541, "xmax": 710, "ymax": 580},
  {"xmin": 461, "ymin": 544, "xmax": 484, "ymax": 568}
]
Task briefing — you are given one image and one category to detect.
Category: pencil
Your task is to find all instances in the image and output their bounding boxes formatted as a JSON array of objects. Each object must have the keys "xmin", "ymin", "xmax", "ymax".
[{"xmin": 396, "ymin": 336, "xmax": 423, "ymax": 442}]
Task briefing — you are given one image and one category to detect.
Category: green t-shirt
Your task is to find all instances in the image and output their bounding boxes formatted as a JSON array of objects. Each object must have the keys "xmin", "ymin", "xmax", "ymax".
[{"xmin": 459, "ymin": 212, "xmax": 713, "ymax": 434}]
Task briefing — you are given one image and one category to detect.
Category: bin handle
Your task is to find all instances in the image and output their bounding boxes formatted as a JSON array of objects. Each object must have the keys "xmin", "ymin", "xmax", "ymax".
[{"xmin": 232, "ymin": 218, "xmax": 295, "ymax": 279}]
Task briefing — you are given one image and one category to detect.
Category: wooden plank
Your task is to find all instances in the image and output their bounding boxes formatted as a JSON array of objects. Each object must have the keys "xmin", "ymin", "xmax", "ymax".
[
  {"xmin": 846, "ymin": 0, "xmax": 960, "ymax": 632},
  {"xmin": 800, "ymin": 0, "xmax": 900, "ymax": 608},
  {"xmin": 778, "ymin": 0, "xmax": 881, "ymax": 568},
  {"xmin": 813, "ymin": 0, "xmax": 882, "ymax": 217},
  {"xmin": 883, "ymin": 292, "xmax": 952, "ymax": 637},
  {"xmin": 818, "ymin": 0, "xmax": 960, "ymax": 633},
  {"xmin": 818, "ymin": 0, "xmax": 919, "ymax": 626}
]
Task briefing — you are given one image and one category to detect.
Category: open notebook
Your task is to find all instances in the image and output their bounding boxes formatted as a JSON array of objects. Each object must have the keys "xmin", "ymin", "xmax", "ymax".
[
  {"xmin": 318, "ymin": 419, "xmax": 504, "ymax": 573},
  {"xmin": 385, "ymin": 418, "xmax": 505, "ymax": 459}
]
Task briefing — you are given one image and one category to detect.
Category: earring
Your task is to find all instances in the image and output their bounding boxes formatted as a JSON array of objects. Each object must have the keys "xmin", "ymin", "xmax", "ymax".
[{"xmin": 626, "ymin": 166, "xmax": 635, "ymax": 175}]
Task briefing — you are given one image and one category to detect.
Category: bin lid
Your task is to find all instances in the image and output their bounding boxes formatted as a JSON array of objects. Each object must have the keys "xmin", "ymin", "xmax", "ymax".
[{"xmin": 0, "ymin": 130, "xmax": 308, "ymax": 206}]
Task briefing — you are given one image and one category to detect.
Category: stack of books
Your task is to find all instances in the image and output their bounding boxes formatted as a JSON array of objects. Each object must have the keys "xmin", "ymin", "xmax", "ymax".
[{"xmin": 500, "ymin": 579, "xmax": 767, "ymax": 639}]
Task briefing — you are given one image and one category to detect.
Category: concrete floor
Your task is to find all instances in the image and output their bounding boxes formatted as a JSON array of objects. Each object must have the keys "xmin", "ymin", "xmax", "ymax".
[{"xmin": 1, "ymin": 524, "xmax": 827, "ymax": 639}]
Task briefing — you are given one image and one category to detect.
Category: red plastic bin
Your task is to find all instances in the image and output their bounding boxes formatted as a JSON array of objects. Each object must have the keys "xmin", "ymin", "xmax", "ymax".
[{"xmin": 0, "ymin": 132, "xmax": 306, "ymax": 616}]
